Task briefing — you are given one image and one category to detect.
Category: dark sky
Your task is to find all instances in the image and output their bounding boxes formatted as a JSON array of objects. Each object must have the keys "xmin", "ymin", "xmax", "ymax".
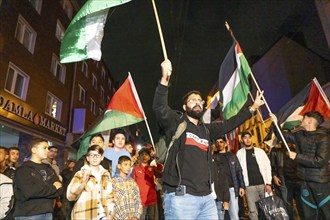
[{"xmin": 79, "ymin": 0, "xmax": 330, "ymax": 142}]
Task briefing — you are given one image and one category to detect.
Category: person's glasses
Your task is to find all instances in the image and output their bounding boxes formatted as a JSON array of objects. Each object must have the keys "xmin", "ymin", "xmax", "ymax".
[
  {"xmin": 87, "ymin": 154, "xmax": 102, "ymax": 159},
  {"xmin": 188, "ymin": 98, "xmax": 205, "ymax": 105}
]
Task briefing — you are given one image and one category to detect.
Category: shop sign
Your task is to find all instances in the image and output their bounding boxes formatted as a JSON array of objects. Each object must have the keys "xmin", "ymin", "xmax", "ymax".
[{"xmin": 0, "ymin": 95, "xmax": 66, "ymax": 136}]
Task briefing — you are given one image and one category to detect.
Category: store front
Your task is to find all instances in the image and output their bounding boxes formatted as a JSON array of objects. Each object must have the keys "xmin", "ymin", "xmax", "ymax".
[{"xmin": 0, "ymin": 93, "xmax": 74, "ymax": 169}]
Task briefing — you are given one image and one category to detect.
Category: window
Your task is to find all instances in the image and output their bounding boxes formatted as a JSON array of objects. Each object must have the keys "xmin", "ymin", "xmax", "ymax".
[
  {"xmin": 29, "ymin": 0, "xmax": 43, "ymax": 14},
  {"xmin": 78, "ymin": 84, "xmax": 86, "ymax": 104},
  {"xmin": 100, "ymin": 86, "xmax": 104, "ymax": 104},
  {"xmin": 55, "ymin": 20, "xmax": 65, "ymax": 41},
  {"xmin": 5, "ymin": 63, "xmax": 30, "ymax": 100},
  {"xmin": 51, "ymin": 54, "xmax": 66, "ymax": 84},
  {"xmin": 15, "ymin": 15, "xmax": 37, "ymax": 54},
  {"xmin": 92, "ymin": 73, "xmax": 97, "ymax": 90},
  {"xmin": 62, "ymin": 0, "xmax": 73, "ymax": 20},
  {"xmin": 101, "ymin": 68, "xmax": 106, "ymax": 81},
  {"xmin": 45, "ymin": 92, "xmax": 62, "ymax": 120},
  {"xmin": 81, "ymin": 61, "xmax": 88, "ymax": 77},
  {"xmin": 90, "ymin": 98, "xmax": 96, "ymax": 115}
]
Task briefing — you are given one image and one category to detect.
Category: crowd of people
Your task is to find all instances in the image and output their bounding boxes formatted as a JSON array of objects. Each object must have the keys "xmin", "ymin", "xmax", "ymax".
[{"xmin": 0, "ymin": 59, "xmax": 329, "ymax": 220}]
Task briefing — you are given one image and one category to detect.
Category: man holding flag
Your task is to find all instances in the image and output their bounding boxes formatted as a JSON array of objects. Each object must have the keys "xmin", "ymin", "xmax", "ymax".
[
  {"xmin": 152, "ymin": 59, "xmax": 265, "ymax": 219},
  {"xmin": 271, "ymin": 111, "xmax": 330, "ymax": 219}
]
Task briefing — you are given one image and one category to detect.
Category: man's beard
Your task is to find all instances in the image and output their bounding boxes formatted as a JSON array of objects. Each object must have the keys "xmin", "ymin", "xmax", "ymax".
[{"xmin": 186, "ymin": 105, "xmax": 204, "ymax": 119}]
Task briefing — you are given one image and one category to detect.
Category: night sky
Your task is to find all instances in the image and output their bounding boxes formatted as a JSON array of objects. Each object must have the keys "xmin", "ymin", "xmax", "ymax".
[{"xmin": 78, "ymin": 0, "xmax": 330, "ymax": 141}]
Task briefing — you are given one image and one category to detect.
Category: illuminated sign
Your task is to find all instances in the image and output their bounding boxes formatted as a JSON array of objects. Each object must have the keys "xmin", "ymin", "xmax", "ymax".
[{"xmin": 0, "ymin": 95, "xmax": 66, "ymax": 136}]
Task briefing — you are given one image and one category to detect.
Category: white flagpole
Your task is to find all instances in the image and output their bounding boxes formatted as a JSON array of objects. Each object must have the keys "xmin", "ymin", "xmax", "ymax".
[
  {"xmin": 128, "ymin": 73, "xmax": 156, "ymax": 152},
  {"xmin": 313, "ymin": 77, "xmax": 330, "ymax": 108}
]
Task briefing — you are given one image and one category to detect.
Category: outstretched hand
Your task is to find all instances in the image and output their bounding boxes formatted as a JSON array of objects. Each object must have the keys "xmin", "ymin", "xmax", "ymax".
[
  {"xmin": 160, "ymin": 59, "xmax": 172, "ymax": 86},
  {"xmin": 251, "ymin": 90, "xmax": 265, "ymax": 110}
]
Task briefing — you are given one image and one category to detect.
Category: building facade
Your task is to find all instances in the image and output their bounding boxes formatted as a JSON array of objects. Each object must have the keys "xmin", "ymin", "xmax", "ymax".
[{"xmin": 0, "ymin": 0, "xmax": 117, "ymax": 167}]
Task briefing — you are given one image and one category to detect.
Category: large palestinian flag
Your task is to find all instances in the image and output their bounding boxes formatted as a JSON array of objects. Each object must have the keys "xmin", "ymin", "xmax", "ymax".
[
  {"xmin": 76, "ymin": 73, "xmax": 145, "ymax": 159},
  {"xmin": 218, "ymin": 30, "xmax": 251, "ymax": 120}
]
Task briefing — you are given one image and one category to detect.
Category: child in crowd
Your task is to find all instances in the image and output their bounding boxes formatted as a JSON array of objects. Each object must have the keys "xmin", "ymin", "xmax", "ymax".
[
  {"xmin": 111, "ymin": 156, "xmax": 142, "ymax": 220},
  {"xmin": 132, "ymin": 148, "xmax": 162, "ymax": 220},
  {"xmin": 67, "ymin": 145, "xmax": 114, "ymax": 220},
  {"xmin": 13, "ymin": 138, "xmax": 63, "ymax": 220},
  {"xmin": 104, "ymin": 129, "xmax": 131, "ymax": 177}
]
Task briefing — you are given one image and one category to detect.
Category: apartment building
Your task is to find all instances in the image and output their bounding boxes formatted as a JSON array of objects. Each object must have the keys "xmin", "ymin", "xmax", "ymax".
[{"xmin": 0, "ymin": 0, "xmax": 117, "ymax": 165}]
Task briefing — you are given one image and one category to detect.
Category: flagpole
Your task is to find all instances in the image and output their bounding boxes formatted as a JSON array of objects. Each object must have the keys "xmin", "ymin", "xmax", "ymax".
[
  {"xmin": 152, "ymin": 0, "xmax": 168, "ymax": 60},
  {"xmin": 225, "ymin": 21, "xmax": 291, "ymax": 152},
  {"xmin": 152, "ymin": 0, "xmax": 171, "ymax": 81},
  {"xmin": 313, "ymin": 77, "xmax": 330, "ymax": 108},
  {"xmin": 127, "ymin": 72, "xmax": 156, "ymax": 152}
]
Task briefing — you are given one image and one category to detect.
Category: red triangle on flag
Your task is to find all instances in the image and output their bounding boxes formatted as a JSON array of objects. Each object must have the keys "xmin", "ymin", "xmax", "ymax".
[
  {"xmin": 299, "ymin": 81, "xmax": 330, "ymax": 120},
  {"xmin": 106, "ymin": 75, "xmax": 144, "ymax": 119}
]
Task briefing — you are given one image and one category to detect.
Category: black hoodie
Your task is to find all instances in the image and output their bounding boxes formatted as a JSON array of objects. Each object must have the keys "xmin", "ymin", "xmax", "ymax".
[{"xmin": 13, "ymin": 160, "xmax": 63, "ymax": 217}]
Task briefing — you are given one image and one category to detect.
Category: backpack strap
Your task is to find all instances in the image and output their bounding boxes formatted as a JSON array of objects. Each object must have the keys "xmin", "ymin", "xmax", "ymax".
[{"xmin": 163, "ymin": 121, "xmax": 187, "ymax": 167}]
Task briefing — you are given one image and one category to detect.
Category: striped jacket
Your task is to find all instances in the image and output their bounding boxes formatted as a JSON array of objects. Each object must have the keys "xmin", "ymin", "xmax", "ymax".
[{"xmin": 67, "ymin": 165, "xmax": 114, "ymax": 220}]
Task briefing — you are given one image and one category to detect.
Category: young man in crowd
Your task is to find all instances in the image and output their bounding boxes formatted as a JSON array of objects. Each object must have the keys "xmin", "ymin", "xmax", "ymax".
[
  {"xmin": 152, "ymin": 59, "xmax": 264, "ymax": 219},
  {"xmin": 104, "ymin": 129, "xmax": 131, "ymax": 177},
  {"xmin": 236, "ymin": 131, "xmax": 272, "ymax": 220},
  {"xmin": 13, "ymin": 137, "xmax": 63, "ymax": 220},
  {"xmin": 0, "ymin": 146, "xmax": 15, "ymax": 179},
  {"xmin": 7, "ymin": 147, "xmax": 20, "ymax": 170},
  {"xmin": 215, "ymin": 136, "xmax": 245, "ymax": 220},
  {"xmin": 73, "ymin": 133, "xmax": 112, "ymax": 174},
  {"xmin": 272, "ymin": 111, "xmax": 330, "ymax": 219}
]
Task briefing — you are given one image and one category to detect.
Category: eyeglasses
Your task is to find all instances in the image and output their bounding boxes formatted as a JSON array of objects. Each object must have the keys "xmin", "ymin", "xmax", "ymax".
[
  {"xmin": 87, "ymin": 154, "xmax": 102, "ymax": 159},
  {"xmin": 187, "ymin": 98, "xmax": 205, "ymax": 105}
]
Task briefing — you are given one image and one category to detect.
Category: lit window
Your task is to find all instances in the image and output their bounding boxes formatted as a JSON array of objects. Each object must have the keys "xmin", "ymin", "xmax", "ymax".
[
  {"xmin": 51, "ymin": 54, "xmax": 66, "ymax": 84},
  {"xmin": 62, "ymin": 0, "xmax": 73, "ymax": 20},
  {"xmin": 29, "ymin": 0, "xmax": 43, "ymax": 14},
  {"xmin": 55, "ymin": 19, "xmax": 65, "ymax": 41},
  {"xmin": 5, "ymin": 63, "xmax": 30, "ymax": 100},
  {"xmin": 92, "ymin": 73, "xmax": 97, "ymax": 90},
  {"xmin": 82, "ymin": 61, "xmax": 88, "ymax": 77},
  {"xmin": 100, "ymin": 86, "xmax": 104, "ymax": 104},
  {"xmin": 45, "ymin": 92, "xmax": 62, "ymax": 120},
  {"xmin": 90, "ymin": 98, "xmax": 96, "ymax": 115},
  {"xmin": 78, "ymin": 84, "xmax": 86, "ymax": 104},
  {"xmin": 15, "ymin": 15, "xmax": 37, "ymax": 54}
]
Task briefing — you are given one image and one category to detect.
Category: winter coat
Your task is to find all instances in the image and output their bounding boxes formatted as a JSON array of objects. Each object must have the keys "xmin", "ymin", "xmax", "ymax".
[{"xmin": 284, "ymin": 128, "xmax": 330, "ymax": 183}]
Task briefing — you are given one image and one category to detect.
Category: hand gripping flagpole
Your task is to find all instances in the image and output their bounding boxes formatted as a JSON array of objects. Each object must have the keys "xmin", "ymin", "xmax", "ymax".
[
  {"xmin": 225, "ymin": 21, "xmax": 291, "ymax": 153},
  {"xmin": 152, "ymin": 0, "xmax": 171, "ymax": 81}
]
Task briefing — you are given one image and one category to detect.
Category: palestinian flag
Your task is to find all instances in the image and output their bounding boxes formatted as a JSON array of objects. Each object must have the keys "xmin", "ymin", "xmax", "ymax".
[
  {"xmin": 219, "ymin": 29, "xmax": 251, "ymax": 120},
  {"xmin": 60, "ymin": 0, "xmax": 131, "ymax": 63},
  {"xmin": 76, "ymin": 73, "xmax": 145, "ymax": 159},
  {"xmin": 278, "ymin": 78, "xmax": 330, "ymax": 130},
  {"xmin": 264, "ymin": 78, "xmax": 330, "ymax": 145}
]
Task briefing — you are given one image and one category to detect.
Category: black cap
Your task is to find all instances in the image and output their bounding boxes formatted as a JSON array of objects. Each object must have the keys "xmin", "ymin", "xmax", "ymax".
[{"xmin": 240, "ymin": 131, "xmax": 252, "ymax": 138}]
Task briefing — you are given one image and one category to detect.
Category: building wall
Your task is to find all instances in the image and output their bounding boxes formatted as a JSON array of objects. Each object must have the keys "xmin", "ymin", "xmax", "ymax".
[{"xmin": 0, "ymin": 0, "xmax": 116, "ymax": 166}]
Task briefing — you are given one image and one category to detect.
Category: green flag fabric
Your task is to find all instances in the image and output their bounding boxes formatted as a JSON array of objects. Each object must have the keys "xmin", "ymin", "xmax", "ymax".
[
  {"xmin": 60, "ymin": 0, "xmax": 131, "ymax": 63},
  {"xmin": 218, "ymin": 35, "xmax": 251, "ymax": 119}
]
